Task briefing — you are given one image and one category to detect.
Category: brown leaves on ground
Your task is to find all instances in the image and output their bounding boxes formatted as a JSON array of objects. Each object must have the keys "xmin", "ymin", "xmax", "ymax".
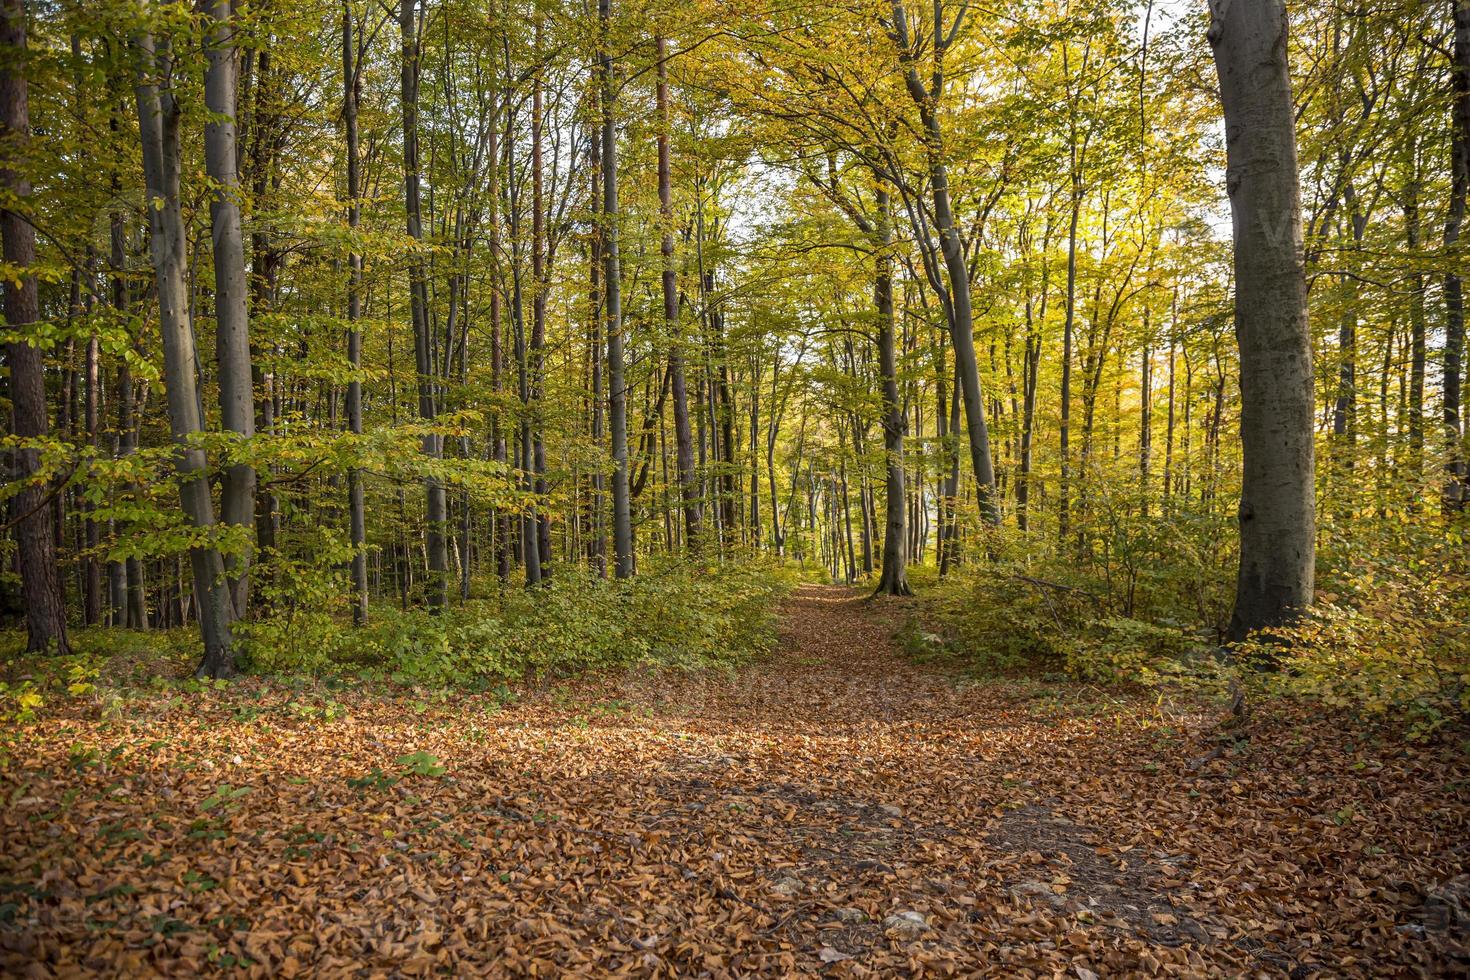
[{"xmin": 2, "ymin": 585, "xmax": 1467, "ymax": 976}]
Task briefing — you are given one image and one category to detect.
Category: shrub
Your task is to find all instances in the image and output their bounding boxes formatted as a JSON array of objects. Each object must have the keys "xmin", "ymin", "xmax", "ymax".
[{"xmin": 245, "ymin": 558, "xmax": 793, "ymax": 688}]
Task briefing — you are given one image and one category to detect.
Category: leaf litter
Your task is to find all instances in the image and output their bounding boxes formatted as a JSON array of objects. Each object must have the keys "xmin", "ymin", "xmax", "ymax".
[{"xmin": 2, "ymin": 585, "xmax": 1467, "ymax": 976}]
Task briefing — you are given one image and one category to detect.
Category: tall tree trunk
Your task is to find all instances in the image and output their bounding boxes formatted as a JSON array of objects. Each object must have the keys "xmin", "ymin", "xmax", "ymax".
[
  {"xmin": 1209, "ymin": 0, "xmax": 1316, "ymax": 643},
  {"xmin": 1405, "ymin": 178, "xmax": 1427, "ymax": 496},
  {"xmin": 587, "ymin": 100, "xmax": 607, "ymax": 576},
  {"xmin": 531, "ymin": 22, "xmax": 551, "ymax": 574},
  {"xmin": 1140, "ymin": 319, "xmax": 1152, "ymax": 517},
  {"xmin": 873, "ymin": 188, "xmax": 911, "ymax": 596},
  {"xmin": 133, "ymin": 24, "xmax": 235, "ymax": 675},
  {"xmin": 400, "ymin": 0, "xmax": 448, "ymax": 606},
  {"xmin": 600, "ymin": 0, "xmax": 633, "ymax": 577},
  {"xmin": 342, "ymin": 3, "xmax": 367, "ymax": 623},
  {"xmin": 1444, "ymin": 0, "xmax": 1469, "ymax": 515},
  {"xmin": 658, "ymin": 37, "xmax": 700, "ymax": 552},
  {"xmin": 1, "ymin": 0, "xmax": 68, "ymax": 655},
  {"xmin": 488, "ymin": 65, "xmax": 510, "ymax": 582},
  {"xmin": 1060, "ymin": 184, "xmax": 1081, "ymax": 543},
  {"xmin": 888, "ymin": 4, "xmax": 998, "ymax": 525},
  {"xmin": 509, "ymin": 94, "xmax": 541, "ymax": 587},
  {"xmin": 204, "ymin": 0, "xmax": 255, "ymax": 615}
]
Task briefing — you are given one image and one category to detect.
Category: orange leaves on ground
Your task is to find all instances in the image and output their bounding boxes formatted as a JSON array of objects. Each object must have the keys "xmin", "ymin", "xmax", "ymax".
[{"xmin": 2, "ymin": 585, "xmax": 1467, "ymax": 975}]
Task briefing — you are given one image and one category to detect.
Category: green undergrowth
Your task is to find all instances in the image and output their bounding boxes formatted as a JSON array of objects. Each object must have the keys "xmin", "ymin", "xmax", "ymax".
[
  {"xmin": 0, "ymin": 558, "xmax": 797, "ymax": 716},
  {"xmin": 238, "ymin": 557, "xmax": 796, "ymax": 687},
  {"xmin": 899, "ymin": 519, "xmax": 1470, "ymax": 740}
]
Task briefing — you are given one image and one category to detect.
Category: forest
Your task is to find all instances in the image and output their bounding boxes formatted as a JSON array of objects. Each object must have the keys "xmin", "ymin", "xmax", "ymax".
[{"xmin": 1, "ymin": 0, "xmax": 1468, "ymax": 974}]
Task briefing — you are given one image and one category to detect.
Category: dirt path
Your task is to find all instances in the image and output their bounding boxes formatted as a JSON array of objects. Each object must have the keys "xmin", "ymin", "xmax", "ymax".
[{"xmin": 3, "ymin": 584, "xmax": 1466, "ymax": 976}]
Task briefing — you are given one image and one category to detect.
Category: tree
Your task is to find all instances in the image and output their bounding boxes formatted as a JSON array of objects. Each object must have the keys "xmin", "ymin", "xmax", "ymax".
[
  {"xmin": 872, "ymin": 186, "xmax": 911, "ymax": 596},
  {"xmin": 1208, "ymin": 0, "xmax": 1316, "ymax": 642},
  {"xmin": 400, "ymin": 0, "xmax": 449, "ymax": 608},
  {"xmin": 342, "ymin": 0, "xmax": 367, "ymax": 624},
  {"xmin": 203, "ymin": 0, "xmax": 255, "ymax": 614},
  {"xmin": 658, "ymin": 34, "xmax": 700, "ymax": 551},
  {"xmin": 1, "ymin": 0, "xmax": 68, "ymax": 655},
  {"xmin": 885, "ymin": 0, "xmax": 999, "ymax": 526},
  {"xmin": 601, "ymin": 0, "xmax": 633, "ymax": 578},
  {"xmin": 132, "ymin": 12, "xmax": 236, "ymax": 676},
  {"xmin": 1445, "ymin": 0, "xmax": 1469, "ymax": 515}
]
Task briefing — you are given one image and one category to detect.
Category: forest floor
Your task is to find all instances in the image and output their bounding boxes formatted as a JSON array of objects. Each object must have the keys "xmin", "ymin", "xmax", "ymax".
[{"xmin": 3, "ymin": 584, "xmax": 1468, "ymax": 977}]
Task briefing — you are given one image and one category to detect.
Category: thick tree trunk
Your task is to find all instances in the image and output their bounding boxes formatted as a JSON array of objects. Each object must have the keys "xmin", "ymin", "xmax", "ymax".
[
  {"xmin": 600, "ymin": 0, "xmax": 633, "ymax": 578},
  {"xmin": 204, "ymin": 0, "xmax": 255, "ymax": 615},
  {"xmin": 133, "ymin": 26, "xmax": 235, "ymax": 675},
  {"xmin": 1, "ymin": 0, "xmax": 69, "ymax": 655},
  {"xmin": 1209, "ymin": 0, "xmax": 1316, "ymax": 643}
]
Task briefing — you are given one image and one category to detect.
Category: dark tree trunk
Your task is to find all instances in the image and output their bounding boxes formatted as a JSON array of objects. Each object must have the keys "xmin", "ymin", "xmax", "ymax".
[
  {"xmin": 600, "ymin": 0, "xmax": 633, "ymax": 577},
  {"xmin": 1, "ymin": 0, "xmax": 69, "ymax": 655},
  {"xmin": 343, "ymin": 2, "xmax": 367, "ymax": 623},
  {"xmin": 1444, "ymin": 0, "xmax": 1469, "ymax": 515}
]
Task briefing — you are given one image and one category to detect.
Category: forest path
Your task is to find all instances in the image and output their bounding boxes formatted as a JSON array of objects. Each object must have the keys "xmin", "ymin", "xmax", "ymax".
[{"xmin": 4, "ymin": 585, "xmax": 1466, "ymax": 976}]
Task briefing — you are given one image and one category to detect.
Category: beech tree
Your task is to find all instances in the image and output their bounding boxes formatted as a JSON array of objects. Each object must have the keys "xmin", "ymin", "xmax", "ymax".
[
  {"xmin": 1208, "ymin": 0, "xmax": 1316, "ymax": 641},
  {"xmin": 132, "ymin": 9, "xmax": 236, "ymax": 676},
  {"xmin": 2, "ymin": 0, "xmax": 68, "ymax": 655}
]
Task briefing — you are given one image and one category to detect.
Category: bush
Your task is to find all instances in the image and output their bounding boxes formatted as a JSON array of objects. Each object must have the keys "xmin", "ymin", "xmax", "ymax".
[
  {"xmin": 906, "ymin": 507, "xmax": 1470, "ymax": 737},
  {"xmin": 247, "ymin": 558, "xmax": 794, "ymax": 688}
]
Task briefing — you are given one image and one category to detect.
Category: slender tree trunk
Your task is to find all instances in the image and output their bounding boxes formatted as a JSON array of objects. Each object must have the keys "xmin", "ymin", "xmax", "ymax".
[
  {"xmin": 601, "ymin": 0, "xmax": 633, "ymax": 577},
  {"xmin": 587, "ymin": 104, "xmax": 607, "ymax": 576},
  {"xmin": 1405, "ymin": 179, "xmax": 1427, "ymax": 495},
  {"xmin": 1444, "ymin": 0, "xmax": 1469, "ymax": 515},
  {"xmin": 873, "ymin": 188, "xmax": 911, "ymax": 595},
  {"xmin": 488, "ymin": 67, "xmax": 510, "ymax": 582},
  {"xmin": 1060, "ymin": 184, "xmax": 1081, "ymax": 543},
  {"xmin": 204, "ymin": 0, "xmax": 255, "ymax": 615},
  {"xmin": 1209, "ymin": 0, "xmax": 1316, "ymax": 642},
  {"xmin": 658, "ymin": 39, "xmax": 699, "ymax": 552},
  {"xmin": 1140, "ymin": 319, "xmax": 1152, "ymax": 517},
  {"xmin": 400, "ymin": 0, "xmax": 448, "ymax": 606},
  {"xmin": 509, "ymin": 99, "xmax": 541, "ymax": 587},
  {"xmin": 531, "ymin": 23, "xmax": 551, "ymax": 574},
  {"xmin": 889, "ymin": 2, "xmax": 998, "ymax": 525},
  {"xmin": 343, "ymin": 3, "xmax": 367, "ymax": 623},
  {"xmin": 2, "ymin": 0, "xmax": 68, "ymax": 655},
  {"xmin": 133, "ymin": 25, "xmax": 235, "ymax": 675}
]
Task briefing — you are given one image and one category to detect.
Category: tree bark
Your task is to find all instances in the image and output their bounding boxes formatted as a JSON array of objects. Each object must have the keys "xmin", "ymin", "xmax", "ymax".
[
  {"xmin": 342, "ymin": 2, "xmax": 367, "ymax": 623},
  {"xmin": 1209, "ymin": 0, "xmax": 1317, "ymax": 643},
  {"xmin": 1444, "ymin": 0, "xmax": 1469, "ymax": 515},
  {"xmin": 400, "ymin": 0, "xmax": 448, "ymax": 606},
  {"xmin": 204, "ymin": 0, "xmax": 255, "ymax": 615},
  {"xmin": 133, "ymin": 23, "xmax": 235, "ymax": 675},
  {"xmin": 873, "ymin": 188, "xmax": 911, "ymax": 596},
  {"xmin": 600, "ymin": 0, "xmax": 633, "ymax": 578},
  {"xmin": 1, "ymin": 0, "xmax": 69, "ymax": 655},
  {"xmin": 531, "ymin": 22, "xmax": 551, "ymax": 575},
  {"xmin": 889, "ymin": 2, "xmax": 998, "ymax": 526}
]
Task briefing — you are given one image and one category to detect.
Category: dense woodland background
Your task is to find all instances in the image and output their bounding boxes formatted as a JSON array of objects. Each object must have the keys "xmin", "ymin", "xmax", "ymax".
[{"xmin": 1, "ymin": 0, "xmax": 1467, "ymax": 729}]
